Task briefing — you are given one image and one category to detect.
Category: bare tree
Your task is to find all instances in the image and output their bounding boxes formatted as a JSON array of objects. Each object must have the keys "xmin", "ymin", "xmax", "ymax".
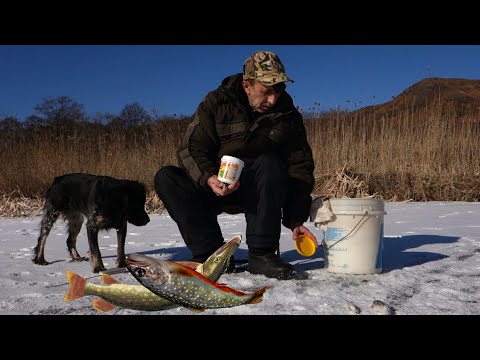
[
  {"xmin": 120, "ymin": 102, "xmax": 150, "ymax": 127},
  {"xmin": 34, "ymin": 96, "xmax": 86, "ymax": 123},
  {"xmin": 0, "ymin": 116, "xmax": 23, "ymax": 142}
]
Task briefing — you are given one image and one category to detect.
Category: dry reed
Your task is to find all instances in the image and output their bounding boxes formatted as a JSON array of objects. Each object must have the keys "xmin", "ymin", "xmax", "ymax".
[{"xmin": 1, "ymin": 99, "xmax": 479, "ymax": 217}]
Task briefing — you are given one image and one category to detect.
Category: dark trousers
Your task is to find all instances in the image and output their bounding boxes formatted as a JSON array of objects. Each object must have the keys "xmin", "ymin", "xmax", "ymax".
[{"xmin": 154, "ymin": 153, "xmax": 288, "ymax": 259}]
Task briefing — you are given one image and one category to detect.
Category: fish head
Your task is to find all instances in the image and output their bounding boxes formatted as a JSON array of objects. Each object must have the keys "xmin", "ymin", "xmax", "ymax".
[
  {"xmin": 201, "ymin": 235, "xmax": 241, "ymax": 281},
  {"xmin": 125, "ymin": 253, "xmax": 170, "ymax": 287}
]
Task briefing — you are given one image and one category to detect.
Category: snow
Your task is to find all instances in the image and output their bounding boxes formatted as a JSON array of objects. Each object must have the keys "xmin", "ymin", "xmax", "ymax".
[{"xmin": 0, "ymin": 201, "xmax": 479, "ymax": 315}]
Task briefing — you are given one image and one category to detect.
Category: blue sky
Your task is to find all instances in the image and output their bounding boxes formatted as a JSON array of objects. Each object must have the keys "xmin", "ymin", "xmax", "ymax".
[{"xmin": 1, "ymin": 45, "xmax": 479, "ymax": 120}]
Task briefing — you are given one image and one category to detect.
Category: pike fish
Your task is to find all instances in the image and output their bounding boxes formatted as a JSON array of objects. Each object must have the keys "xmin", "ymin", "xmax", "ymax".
[
  {"xmin": 63, "ymin": 235, "xmax": 241, "ymax": 312},
  {"xmin": 126, "ymin": 253, "xmax": 271, "ymax": 311}
]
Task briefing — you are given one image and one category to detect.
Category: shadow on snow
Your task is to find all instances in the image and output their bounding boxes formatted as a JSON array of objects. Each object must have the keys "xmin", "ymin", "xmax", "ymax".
[{"xmin": 102, "ymin": 234, "xmax": 459, "ymax": 275}]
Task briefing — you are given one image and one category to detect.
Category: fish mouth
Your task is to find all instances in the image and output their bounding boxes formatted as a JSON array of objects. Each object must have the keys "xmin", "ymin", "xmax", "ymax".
[
  {"xmin": 125, "ymin": 258, "xmax": 136, "ymax": 265},
  {"xmin": 125, "ymin": 254, "xmax": 149, "ymax": 267},
  {"xmin": 213, "ymin": 235, "xmax": 242, "ymax": 255}
]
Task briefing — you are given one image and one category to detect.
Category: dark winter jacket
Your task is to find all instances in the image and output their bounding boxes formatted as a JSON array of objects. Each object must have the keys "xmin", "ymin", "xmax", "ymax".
[{"xmin": 177, "ymin": 73, "xmax": 315, "ymax": 230}]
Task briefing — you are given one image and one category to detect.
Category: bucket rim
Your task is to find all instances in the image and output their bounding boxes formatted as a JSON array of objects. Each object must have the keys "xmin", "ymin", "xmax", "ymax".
[
  {"xmin": 328, "ymin": 198, "xmax": 385, "ymax": 201},
  {"xmin": 333, "ymin": 210, "xmax": 387, "ymax": 215}
]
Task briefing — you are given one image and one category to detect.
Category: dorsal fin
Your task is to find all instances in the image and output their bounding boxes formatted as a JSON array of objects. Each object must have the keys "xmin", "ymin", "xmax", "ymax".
[
  {"xmin": 178, "ymin": 260, "xmax": 201, "ymax": 270},
  {"xmin": 101, "ymin": 274, "xmax": 120, "ymax": 285},
  {"xmin": 171, "ymin": 266, "xmax": 195, "ymax": 277}
]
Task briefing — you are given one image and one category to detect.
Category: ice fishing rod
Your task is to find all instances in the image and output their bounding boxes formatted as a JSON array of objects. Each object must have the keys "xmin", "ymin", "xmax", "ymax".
[{"xmin": 46, "ymin": 267, "xmax": 128, "ymax": 288}]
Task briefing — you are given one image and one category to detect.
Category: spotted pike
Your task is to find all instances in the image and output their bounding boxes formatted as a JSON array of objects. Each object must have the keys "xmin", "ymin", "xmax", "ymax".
[
  {"xmin": 63, "ymin": 235, "xmax": 241, "ymax": 312},
  {"xmin": 126, "ymin": 253, "xmax": 271, "ymax": 311}
]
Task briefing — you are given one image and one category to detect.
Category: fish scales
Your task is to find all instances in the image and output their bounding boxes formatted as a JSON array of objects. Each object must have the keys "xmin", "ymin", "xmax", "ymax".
[{"xmin": 127, "ymin": 255, "xmax": 269, "ymax": 310}]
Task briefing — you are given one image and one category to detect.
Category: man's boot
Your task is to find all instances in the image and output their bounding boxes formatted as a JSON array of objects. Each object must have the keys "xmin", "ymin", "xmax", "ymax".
[
  {"xmin": 225, "ymin": 256, "xmax": 236, "ymax": 273},
  {"xmin": 248, "ymin": 251, "xmax": 295, "ymax": 280}
]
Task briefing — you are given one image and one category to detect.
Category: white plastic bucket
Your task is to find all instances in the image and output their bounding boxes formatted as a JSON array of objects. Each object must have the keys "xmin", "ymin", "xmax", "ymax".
[
  {"xmin": 217, "ymin": 156, "xmax": 245, "ymax": 184},
  {"xmin": 321, "ymin": 198, "xmax": 386, "ymax": 274}
]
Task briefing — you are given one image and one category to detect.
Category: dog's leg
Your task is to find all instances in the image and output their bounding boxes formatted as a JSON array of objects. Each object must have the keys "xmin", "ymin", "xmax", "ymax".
[
  {"xmin": 33, "ymin": 205, "xmax": 60, "ymax": 265},
  {"xmin": 116, "ymin": 222, "xmax": 127, "ymax": 268},
  {"xmin": 66, "ymin": 213, "xmax": 89, "ymax": 262},
  {"xmin": 86, "ymin": 218, "xmax": 106, "ymax": 273}
]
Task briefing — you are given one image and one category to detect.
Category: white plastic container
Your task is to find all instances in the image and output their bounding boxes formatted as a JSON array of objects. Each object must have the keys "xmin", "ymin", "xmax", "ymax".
[
  {"xmin": 320, "ymin": 198, "xmax": 386, "ymax": 274},
  {"xmin": 217, "ymin": 156, "xmax": 244, "ymax": 184}
]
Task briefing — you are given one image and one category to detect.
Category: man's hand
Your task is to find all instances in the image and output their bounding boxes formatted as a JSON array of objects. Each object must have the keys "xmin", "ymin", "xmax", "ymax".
[
  {"xmin": 207, "ymin": 175, "xmax": 240, "ymax": 197},
  {"xmin": 292, "ymin": 224, "xmax": 318, "ymax": 247}
]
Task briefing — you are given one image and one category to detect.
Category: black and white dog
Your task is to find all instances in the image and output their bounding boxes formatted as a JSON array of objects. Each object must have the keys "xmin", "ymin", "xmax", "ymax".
[{"xmin": 33, "ymin": 173, "xmax": 150, "ymax": 273}]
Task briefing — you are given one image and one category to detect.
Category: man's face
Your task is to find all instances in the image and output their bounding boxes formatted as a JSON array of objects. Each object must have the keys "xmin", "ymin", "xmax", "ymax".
[{"xmin": 242, "ymin": 80, "xmax": 283, "ymax": 113}]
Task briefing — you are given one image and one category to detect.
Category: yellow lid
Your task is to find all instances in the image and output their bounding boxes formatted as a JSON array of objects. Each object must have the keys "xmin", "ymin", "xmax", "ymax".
[{"xmin": 295, "ymin": 235, "xmax": 317, "ymax": 257}]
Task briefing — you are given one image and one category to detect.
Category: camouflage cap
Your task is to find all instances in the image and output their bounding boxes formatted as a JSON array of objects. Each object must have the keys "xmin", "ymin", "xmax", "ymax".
[{"xmin": 243, "ymin": 51, "xmax": 294, "ymax": 86}]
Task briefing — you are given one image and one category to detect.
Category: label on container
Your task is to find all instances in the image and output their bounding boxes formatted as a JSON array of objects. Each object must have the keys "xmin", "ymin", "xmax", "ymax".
[{"xmin": 217, "ymin": 156, "xmax": 243, "ymax": 183}]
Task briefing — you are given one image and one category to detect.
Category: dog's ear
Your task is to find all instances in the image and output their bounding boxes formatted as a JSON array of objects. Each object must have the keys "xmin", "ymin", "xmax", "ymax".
[
  {"xmin": 125, "ymin": 181, "xmax": 150, "ymax": 226},
  {"xmin": 127, "ymin": 181, "xmax": 147, "ymax": 201}
]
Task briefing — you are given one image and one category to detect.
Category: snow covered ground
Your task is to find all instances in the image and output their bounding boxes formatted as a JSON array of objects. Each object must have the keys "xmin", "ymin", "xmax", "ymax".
[{"xmin": 0, "ymin": 201, "xmax": 479, "ymax": 315}]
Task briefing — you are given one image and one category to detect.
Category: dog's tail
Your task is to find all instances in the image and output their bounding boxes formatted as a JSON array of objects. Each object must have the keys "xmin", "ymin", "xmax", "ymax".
[{"xmin": 63, "ymin": 271, "xmax": 86, "ymax": 302}]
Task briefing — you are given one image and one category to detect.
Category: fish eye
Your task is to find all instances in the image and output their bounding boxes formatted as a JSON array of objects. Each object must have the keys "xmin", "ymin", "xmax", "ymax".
[
  {"xmin": 214, "ymin": 258, "xmax": 221, "ymax": 263},
  {"xmin": 134, "ymin": 268, "xmax": 146, "ymax": 277}
]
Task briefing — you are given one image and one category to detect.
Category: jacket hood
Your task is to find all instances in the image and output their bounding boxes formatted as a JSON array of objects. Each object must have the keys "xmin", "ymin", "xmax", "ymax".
[{"xmin": 220, "ymin": 73, "xmax": 248, "ymax": 104}]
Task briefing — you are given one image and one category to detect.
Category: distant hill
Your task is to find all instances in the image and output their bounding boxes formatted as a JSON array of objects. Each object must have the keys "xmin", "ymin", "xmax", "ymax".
[{"xmin": 353, "ymin": 78, "xmax": 480, "ymax": 119}]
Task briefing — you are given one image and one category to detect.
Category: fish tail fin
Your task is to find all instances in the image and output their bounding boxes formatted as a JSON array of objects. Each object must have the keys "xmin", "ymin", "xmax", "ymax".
[
  {"xmin": 101, "ymin": 273, "xmax": 120, "ymax": 285},
  {"xmin": 247, "ymin": 286, "xmax": 272, "ymax": 305},
  {"xmin": 92, "ymin": 299, "xmax": 117, "ymax": 313},
  {"xmin": 64, "ymin": 271, "xmax": 86, "ymax": 302}
]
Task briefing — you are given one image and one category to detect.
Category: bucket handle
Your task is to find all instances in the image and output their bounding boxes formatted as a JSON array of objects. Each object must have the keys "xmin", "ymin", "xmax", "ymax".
[{"xmin": 323, "ymin": 211, "xmax": 369, "ymax": 250}]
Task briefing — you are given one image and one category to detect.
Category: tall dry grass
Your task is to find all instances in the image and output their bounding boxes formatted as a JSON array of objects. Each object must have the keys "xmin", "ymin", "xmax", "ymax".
[
  {"xmin": 0, "ymin": 120, "xmax": 187, "ymax": 196},
  {"xmin": 0, "ymin": 118, "xmax": 187, "ymax": 216},
  {"xmin": 1, "ymin": 100, "xmax": 479, "ymax": 217},
  {"xmin": 306, "ymin": 98, "xmax": 480, "ymax": 201}
]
